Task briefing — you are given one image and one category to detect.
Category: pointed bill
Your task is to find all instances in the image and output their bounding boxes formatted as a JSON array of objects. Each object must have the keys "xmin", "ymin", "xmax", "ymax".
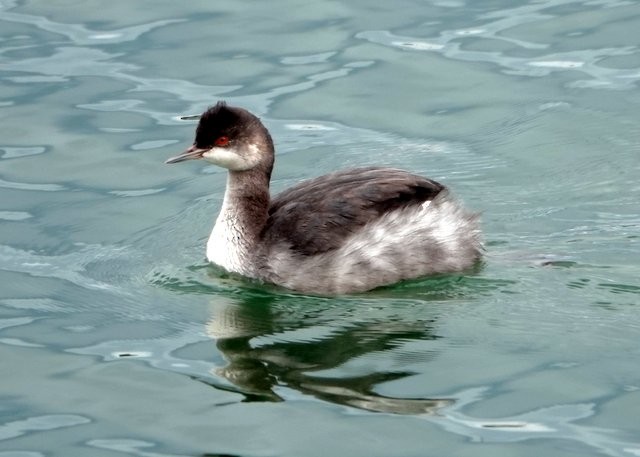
[{"xmin": 165, "ymin": 145, "xmax": 208, "ymax": 164}]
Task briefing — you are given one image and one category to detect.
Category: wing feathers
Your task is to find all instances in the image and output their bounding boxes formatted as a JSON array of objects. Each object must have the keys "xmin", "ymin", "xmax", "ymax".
[{"xmin": 263, "ymin": 167, "xmax": 444, "ymax": 255}]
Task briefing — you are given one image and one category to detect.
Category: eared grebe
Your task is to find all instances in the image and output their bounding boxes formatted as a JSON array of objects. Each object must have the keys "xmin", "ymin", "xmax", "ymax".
[{"xmin": 166, "ymin": 102, "xmax": 482, "ymax": 294}]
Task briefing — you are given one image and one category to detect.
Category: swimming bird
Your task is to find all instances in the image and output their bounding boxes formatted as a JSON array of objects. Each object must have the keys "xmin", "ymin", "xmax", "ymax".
[{"xmin": 166, "ymin": 102, "xmax": 482, "ymax": 294}]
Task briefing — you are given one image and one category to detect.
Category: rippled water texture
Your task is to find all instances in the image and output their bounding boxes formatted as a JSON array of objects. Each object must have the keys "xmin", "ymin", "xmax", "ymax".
[{"xmin": 1, "ymin": 0, "xmax": 639, "ymax": 456}]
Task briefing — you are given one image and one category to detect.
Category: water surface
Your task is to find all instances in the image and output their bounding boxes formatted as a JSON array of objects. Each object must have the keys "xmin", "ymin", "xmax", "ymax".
[{"xmin": 1, "ymin": 0, "xmax": 639, "ymax": 456}]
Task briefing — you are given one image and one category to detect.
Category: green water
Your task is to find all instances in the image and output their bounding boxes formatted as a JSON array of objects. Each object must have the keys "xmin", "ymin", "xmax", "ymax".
[{"xmin": 1, "ymin": 0, "xmax": 639, "ymax": 456}]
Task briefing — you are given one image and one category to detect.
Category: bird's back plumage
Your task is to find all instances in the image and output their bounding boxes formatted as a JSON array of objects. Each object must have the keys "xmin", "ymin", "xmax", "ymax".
[{"xmin": 264, "ymin": 167, "xmax": 444, "ymax": 256}]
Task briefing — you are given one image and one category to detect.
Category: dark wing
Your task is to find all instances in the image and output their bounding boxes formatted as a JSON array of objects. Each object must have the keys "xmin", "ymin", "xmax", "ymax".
[{"xmin": 263, "ymin": 167, "xmax": 445, "ymax": 255}]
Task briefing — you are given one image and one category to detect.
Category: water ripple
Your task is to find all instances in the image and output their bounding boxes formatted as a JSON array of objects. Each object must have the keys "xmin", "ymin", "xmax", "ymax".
[
  {"xmin": 87, "ymin": 439, "xmax": 189, "ymax": 457},
  {"xmin": 0, "ymin": 0, "xmax": 184, "ymax": 45},
  {"xmin": 0, "ymin": 146, "xmax": 47, "ymax": 159},
  {"xmin": 0, "ymin": 211, "xmax": 32, "ymax": 221},
  {"xmin": 2, "ymin": 43, "xmax": 240, "ymax": 123},
  {"xmin": 357, "ymin": 0, "xmax": 640, "ymax": 90},
  {"xmin": 0, "ymin": 177, "xmax": 65, "ymax": 192},
  {"xmin": 0, "ymin": 243, "xmax": 130, "ymax": 292},
  {"xmin": 0, "ymin": 451, "xmax": 45, "ymax": 457},
  {"xmin": 435, "ymin": 387, "xmax": 640, "ymax": 456},
  {"xmin": 0, "ymin": 414, "xmax": 90, "ymax": 441}
]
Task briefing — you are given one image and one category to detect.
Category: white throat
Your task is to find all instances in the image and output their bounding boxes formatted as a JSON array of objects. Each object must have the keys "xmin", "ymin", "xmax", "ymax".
[{"xmin": 206, "ymin": 174, "xmax": 257, "ymax": 276}]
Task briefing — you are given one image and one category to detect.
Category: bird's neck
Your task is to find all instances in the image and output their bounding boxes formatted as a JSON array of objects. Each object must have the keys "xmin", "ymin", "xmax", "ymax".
[{"xmin": 207, "ymin": 168, "xmax": 271, "ymax": 275}]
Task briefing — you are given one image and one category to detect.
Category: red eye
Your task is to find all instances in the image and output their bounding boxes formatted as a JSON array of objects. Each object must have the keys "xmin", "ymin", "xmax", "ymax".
[{"xmin": 215, "ymin": 136, "xmax": 230, "ymax": 147}]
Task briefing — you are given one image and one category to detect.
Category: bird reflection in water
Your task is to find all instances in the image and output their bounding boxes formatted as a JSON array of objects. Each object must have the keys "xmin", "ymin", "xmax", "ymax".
[{"xmin": 200, "ymin": 292, "xmax": 454, "ymax": 415}]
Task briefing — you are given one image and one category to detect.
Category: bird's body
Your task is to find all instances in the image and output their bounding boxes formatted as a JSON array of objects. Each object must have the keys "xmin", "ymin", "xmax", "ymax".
[{"xmin": 167, "ymin": 102, "xmax": 482, "ymax": 294}]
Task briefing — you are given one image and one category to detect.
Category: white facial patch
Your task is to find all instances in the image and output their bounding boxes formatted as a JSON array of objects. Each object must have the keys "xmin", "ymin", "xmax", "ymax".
[{"xmin": 202, "ymin": 144, "xmax": 261, "ymax": 171}]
